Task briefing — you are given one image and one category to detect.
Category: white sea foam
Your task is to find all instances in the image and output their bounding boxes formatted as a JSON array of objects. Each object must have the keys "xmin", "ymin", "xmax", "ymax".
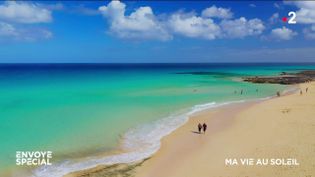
[
  {"xmin": 282, "ymin": 85, "xmax": 299, "ymax": 95},
  {"xmin": 31, "ymin": 99, "xmax": 263, "ymax": 177}
]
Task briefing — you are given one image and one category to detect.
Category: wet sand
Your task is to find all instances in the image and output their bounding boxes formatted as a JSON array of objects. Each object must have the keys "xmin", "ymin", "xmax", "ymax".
[
  {"xmin": 135, "ymin": 82, "xmax": 315, "ymax": 177},
  {"xmin": 67, "ymin": 82, "xmax": 315, "ymax": 177}
]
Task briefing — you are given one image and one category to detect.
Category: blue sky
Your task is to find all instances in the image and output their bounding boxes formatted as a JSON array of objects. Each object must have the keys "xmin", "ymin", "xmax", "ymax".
[{"xmin": 0, "ymin": 1, "xmax": 315, "ymax": 63}]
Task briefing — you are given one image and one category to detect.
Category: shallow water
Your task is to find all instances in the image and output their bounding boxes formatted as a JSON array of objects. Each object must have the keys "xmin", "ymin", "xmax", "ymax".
[{"xmin": 0, "ymin": 63, "xmax": 314, "ymax": 176}]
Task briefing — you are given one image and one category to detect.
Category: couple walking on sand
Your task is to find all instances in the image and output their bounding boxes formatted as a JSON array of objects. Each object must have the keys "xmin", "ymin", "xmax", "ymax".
[{"xmin": 198, "ymin": 123, "xmax": 207, "ymax": 134}]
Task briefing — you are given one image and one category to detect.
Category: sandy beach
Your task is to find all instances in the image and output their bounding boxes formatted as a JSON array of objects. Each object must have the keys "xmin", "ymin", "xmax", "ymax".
[
  {"xmin": 134, "ymin": 82, "xmax": 315, "ymax": 177},
  {"xmin": 67, "ymin": 82, "xmax": 315, "ymax": 177}
]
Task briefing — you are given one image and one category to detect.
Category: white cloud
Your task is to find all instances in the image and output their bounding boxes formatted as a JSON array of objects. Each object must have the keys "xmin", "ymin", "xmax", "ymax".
[
  {"xmin": 220, "ymin": 17, "xmax": 265, "ymax": 38},
  {"xmin": 0, "ymin": 22, "xmax": 17, "ymax": 37},
  {"xmin": 0, "ymin": 21, "xmax": 52, "ymax": 41},
  {"xmin": 168, "ymin": 12, "xmax": 221, "ymax": 40},
  {"xmin": 201, "ymin": 5, "xmax": 233, "ymax": 19},
  {"xmin": 285, "ymin": 1, "xmax": 315, "ymax": 24},
  {"xmin": 38, "ymin": 29, "xmax": 53, "ymax": 39},
  {"xmin": 249, "ymin": 4, "xmax": 256, "ymax": 8},
  {"xmin": 303, "ymin": 25, "xmax": 315, "ymax": 40},
  {"xmin": 295, "ymin": 2, "xmax": 315, "ymax": 24},
  {"xmin": 73, "ymin": 4, "xmax": 100, "ymax": 16},
  {"xmin": 99, "ymin": 1, "xmax": 171, "ymax": 41},
  {"xmin": 0, "ymin": 1, "xmax": 52, "ymax": 24},
  {"xmin": 274, "ymin": 3, "xmax": 281, "ymax": 9},
  {"xmin": 270, "ymin": 27, "xmax": 297, "ymax": 40},
  {"xmin": 0, "ymin": 1, "xmax": 54, "ymax": 41},
  {"xmin": 269, "ymin": 13, "xmax": 279, "ymax": 24},
  {"xmin": 284, "ymin": 1, "xmax": 315, "ymax": 40},
  {"xmin": 21, "ymin": 28, "xmax": 53, "ymax": 41},
  {"xmin": 98, "ymin": 1, "xmax": 265, "ymax": 41},
  {"xmin": 41, "ymin": 3, "xmax": 64, "ymax": 11}
]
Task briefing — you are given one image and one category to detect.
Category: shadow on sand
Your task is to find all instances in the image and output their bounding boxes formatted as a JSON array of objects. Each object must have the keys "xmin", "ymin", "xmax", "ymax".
[{"xmin": 191, "ymin": 131, "xmax": 202, "ymax": 134}]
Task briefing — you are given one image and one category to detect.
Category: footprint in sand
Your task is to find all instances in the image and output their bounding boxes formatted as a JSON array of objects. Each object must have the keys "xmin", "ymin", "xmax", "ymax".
[{"xmin": 281, "ymin": 108, "xmax": 291, "ymax": 114}]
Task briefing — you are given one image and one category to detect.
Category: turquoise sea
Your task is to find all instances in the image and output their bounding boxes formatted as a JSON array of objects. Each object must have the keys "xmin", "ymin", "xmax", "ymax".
[{"xmin": 1, "ymin": 63, "xmax": 315, "ymax": 176}]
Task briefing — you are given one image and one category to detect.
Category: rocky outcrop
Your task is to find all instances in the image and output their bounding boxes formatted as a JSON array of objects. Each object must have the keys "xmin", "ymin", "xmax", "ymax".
[{"xmin": 243, "ymin": 70, "xmax": 315, "ymax": 85}]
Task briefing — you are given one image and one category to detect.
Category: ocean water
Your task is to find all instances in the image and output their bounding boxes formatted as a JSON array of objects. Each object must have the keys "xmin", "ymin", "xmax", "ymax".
[{"xmin": 0, "ymin": 63, "xmax": 314, "ymax": 176}]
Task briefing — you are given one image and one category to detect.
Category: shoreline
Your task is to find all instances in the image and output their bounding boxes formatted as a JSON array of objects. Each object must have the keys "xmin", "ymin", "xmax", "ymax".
[
  {"xmin": 32, "ymin": 97, "xmax": 268, "ymax": 177},
  {"xmin": 63, "ymin": 101, "xmax": 259, "ymax": 177},
  {"xmin": 134, "ymin": 82, "xmax": 315, "ymax": 177},
  {"xmin": 60, "ymin": 85, "xmax": 299, "ymax": 177}
]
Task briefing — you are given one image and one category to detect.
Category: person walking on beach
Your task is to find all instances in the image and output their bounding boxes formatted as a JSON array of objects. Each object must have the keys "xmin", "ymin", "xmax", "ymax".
[
  {"xmin": 198, "ymin": 123, "xmax": 202, "ymax": 134},
  {"xmin": 300, "ymin": 90, "xmax": 303, "ymax": 95},
  {"xmin": 240, "ymin": 89, "xmax": 243, "ymax": 95},
  {"xmin": 202, "ymin": 123, "xmax": 207, "ymax": 134},
  {"xmin": 306, "ymin": 87, "xmax": 308, "ymax": 93}
]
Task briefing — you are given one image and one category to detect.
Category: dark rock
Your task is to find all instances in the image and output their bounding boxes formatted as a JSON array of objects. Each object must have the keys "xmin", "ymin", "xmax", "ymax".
[{"xmin": 243, "ymin": 70, "xmax": 315, "ymax": 85}]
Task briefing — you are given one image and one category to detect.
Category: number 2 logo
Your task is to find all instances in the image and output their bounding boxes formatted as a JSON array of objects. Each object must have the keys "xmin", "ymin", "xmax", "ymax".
[{"xmin": 288, "ymin": 11, "xmax": 296, "ymax": 24}]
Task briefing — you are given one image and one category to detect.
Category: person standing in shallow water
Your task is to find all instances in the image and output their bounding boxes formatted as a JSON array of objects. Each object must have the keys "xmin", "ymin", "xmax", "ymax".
[
  {"xmin": 198, "ymin": 123, "xmax": 202, "ymax": 134},
  {"xmin": 202, "ymin": 123, "xmax": 207, "ymax": 134},
  {"xmin": 277, "ymin": 91, "xmax": 280, "ymax": 97}
]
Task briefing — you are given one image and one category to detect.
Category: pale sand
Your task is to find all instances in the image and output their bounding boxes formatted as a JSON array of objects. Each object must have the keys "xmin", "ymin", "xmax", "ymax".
[
  {"xmin": 67, "ymin": 82, "xmax": 315, "ymax": 177},
  {"xmin": 134, "ymin": 82, "xmax": 315, "ymax": 177}
]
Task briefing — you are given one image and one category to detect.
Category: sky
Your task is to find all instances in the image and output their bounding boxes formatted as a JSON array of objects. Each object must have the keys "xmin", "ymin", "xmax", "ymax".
[{"xmin": 0, "ymin": 0, "xmax": 315, "ymax": 63}]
